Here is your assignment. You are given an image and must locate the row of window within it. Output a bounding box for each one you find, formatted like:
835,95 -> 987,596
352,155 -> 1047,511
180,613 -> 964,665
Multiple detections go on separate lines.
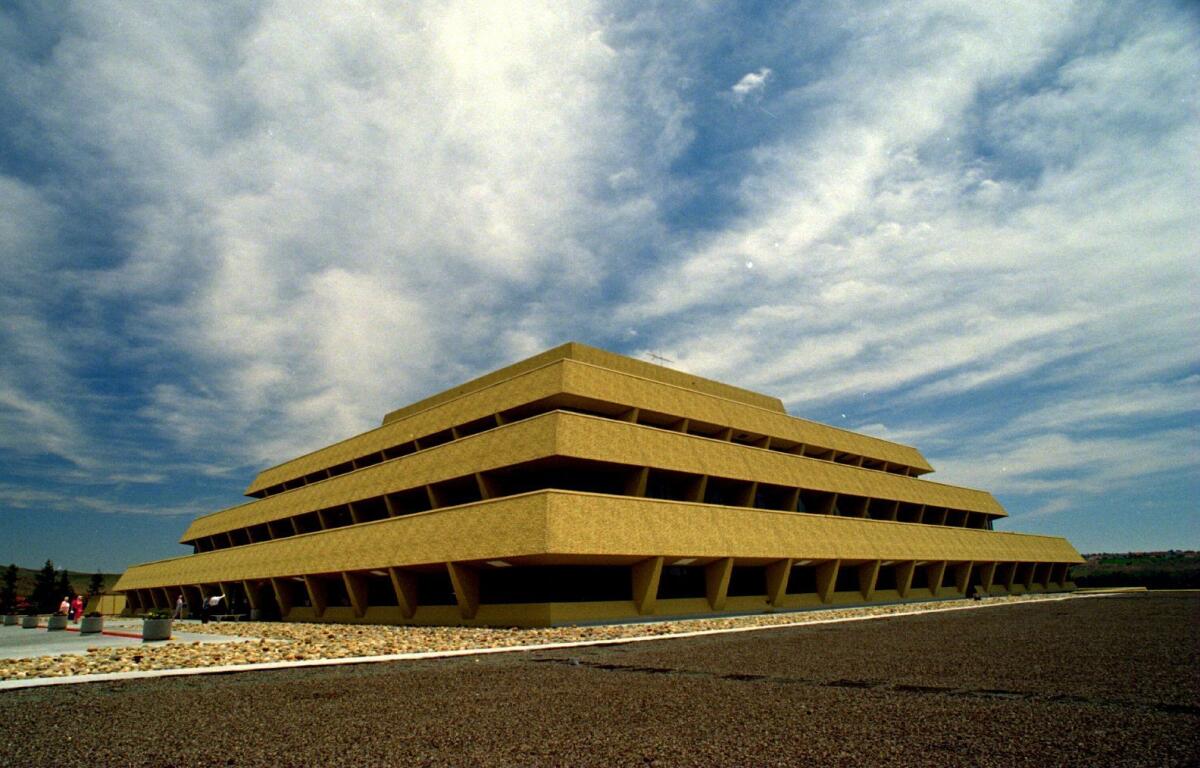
251,396 -> 924,499
192,458 -> 992,553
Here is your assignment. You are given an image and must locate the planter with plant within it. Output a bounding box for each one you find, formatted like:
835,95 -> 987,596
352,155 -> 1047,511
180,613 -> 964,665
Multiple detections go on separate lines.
46,613 -> 68,631
2,613 -> 17,626
21,606 -> 39,629
80,611 -> 104,634
141,609 -> 173,641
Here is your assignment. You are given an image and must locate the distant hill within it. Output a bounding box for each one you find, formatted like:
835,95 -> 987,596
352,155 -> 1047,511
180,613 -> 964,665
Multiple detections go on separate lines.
1070,550 -> 1199,589
5,565 -> 122,598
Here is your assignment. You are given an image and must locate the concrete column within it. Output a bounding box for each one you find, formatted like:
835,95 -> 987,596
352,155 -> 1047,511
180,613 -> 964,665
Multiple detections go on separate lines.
954,562 -> 974,596
625,467 -> 649,497
389,567 -> 418,619
896,561 -> 916,598
270,578 -> 293,616
446,562 -> 479,620
705,558 -> 733,610
304,575 -> 327,618
859,561 -> 881,601
816,560 -> 840,604
343,572 -> 368,618
686,475 -> 709,503
926,561 -> 947,597
476,472 -> 498,500
979,562 -> 997,594
766,559 -> 793,606
632,557 -> 663,615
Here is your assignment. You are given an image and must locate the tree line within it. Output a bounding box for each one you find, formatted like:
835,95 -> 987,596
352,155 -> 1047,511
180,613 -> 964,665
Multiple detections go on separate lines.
0,561 -> 107,614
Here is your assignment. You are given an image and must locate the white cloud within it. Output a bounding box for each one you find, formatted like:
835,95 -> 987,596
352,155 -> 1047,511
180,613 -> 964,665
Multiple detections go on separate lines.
0,1 -> 1195,551
731,67 -> 772,100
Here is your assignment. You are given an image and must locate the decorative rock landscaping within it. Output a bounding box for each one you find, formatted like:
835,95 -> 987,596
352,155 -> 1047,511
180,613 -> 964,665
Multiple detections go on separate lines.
0,594 -> 1072,682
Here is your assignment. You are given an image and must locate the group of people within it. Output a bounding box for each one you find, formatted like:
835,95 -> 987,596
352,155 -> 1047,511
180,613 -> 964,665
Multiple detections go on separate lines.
56,595 -> 85,621
169,593 -> 228,623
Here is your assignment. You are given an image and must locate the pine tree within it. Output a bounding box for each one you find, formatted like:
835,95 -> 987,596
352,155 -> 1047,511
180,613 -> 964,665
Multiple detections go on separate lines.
31,560 -> 57,613
56,569 -> 75,602
1,564 -> 17,613
88,571 -> 104,598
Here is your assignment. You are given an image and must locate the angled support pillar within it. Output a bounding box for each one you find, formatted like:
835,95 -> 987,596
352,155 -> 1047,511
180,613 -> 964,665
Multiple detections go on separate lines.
926,561 -> 947,597
198,583 -> 212,601
242,581 -> 260,613
858,560 -> 881,601
270,579 -> 293,616
686,475 -> 709,503
738,481 -> 758,508
315,509 -> 330,530
717,427 -> 733,441
784,487 -> 802,513
342,572 -> 368,618
1021,562 -> 1036,590
705,558 -> 733,610
303,575 -> 327,618
347,502 -> 363,525
447,562 -> 479,620
766,558 -> 793,607
816,560 -> 840,604
896,561 -> 916,598
954,562 -> 974,596
383,494 -> 398,517
475,472 -> 498,500
290,516 -> 302,535
389,567 -> 418,619
888,500 -> 901,521
618,407 -> 639,423
494,412 -> 508,427
632,557 -> 663,615
625,466 -> 649,497
821,493 -> 839,516
426,484 -> 443,510
670,418 -> 690,433
182,585 -> 200,617
752,435 -> 771,449
979,562 -> 997,595
913,505 -> 926,524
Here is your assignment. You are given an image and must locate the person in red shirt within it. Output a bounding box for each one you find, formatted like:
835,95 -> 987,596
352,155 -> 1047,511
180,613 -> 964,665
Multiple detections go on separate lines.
71,595 -> 84,622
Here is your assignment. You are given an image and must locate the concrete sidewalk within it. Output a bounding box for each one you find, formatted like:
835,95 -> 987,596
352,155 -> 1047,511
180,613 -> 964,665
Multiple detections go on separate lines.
0,621 -> 253,660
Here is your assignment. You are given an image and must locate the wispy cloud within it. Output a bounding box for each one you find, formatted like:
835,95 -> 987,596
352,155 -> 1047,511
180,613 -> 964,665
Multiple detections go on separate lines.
0,1 -> 1196,566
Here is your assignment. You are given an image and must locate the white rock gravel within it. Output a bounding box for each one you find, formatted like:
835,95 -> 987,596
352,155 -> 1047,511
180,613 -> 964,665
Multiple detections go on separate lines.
0,594 -> 1068,681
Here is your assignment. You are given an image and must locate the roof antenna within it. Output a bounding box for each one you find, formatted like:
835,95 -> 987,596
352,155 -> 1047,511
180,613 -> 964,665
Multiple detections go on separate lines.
646,352 -> 675,365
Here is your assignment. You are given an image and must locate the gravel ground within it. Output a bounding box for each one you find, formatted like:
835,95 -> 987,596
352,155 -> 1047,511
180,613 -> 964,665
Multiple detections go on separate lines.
0,591 -> 1195,767
1,593 -> 1062,681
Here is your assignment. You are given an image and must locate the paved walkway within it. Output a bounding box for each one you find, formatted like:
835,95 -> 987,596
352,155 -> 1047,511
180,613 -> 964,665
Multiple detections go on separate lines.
0,621 -> 252,660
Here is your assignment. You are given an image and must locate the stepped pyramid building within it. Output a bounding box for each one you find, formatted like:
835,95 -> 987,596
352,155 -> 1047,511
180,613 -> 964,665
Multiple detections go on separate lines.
115,343 -> 1081,626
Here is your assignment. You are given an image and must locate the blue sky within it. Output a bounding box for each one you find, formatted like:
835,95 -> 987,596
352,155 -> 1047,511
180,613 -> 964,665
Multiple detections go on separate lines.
0,1 -> 1196,574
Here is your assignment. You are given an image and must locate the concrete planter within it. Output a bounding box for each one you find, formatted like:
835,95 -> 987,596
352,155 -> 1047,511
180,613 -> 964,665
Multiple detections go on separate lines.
46,615 -> 68,631
3,614 -> 18,626
80,616 -> 104,634
142,618 -> 172,642
21,615 -> 39,629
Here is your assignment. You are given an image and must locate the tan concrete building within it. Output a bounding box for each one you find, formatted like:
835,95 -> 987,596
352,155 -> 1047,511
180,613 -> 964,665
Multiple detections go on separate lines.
115,343 -> 1082,626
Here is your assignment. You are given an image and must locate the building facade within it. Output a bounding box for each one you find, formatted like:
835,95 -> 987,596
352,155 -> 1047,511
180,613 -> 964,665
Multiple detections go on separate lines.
115,343 -> 1082,626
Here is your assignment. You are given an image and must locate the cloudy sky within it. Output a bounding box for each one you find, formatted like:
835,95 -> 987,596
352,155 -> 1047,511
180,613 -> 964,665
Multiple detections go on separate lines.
1,1 -> 1196,573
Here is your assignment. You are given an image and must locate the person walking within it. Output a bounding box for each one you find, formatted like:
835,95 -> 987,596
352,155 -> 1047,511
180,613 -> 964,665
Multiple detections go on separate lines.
173,594 -> 185,620
59,596 -> 70,617
71,595 -> 83,622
